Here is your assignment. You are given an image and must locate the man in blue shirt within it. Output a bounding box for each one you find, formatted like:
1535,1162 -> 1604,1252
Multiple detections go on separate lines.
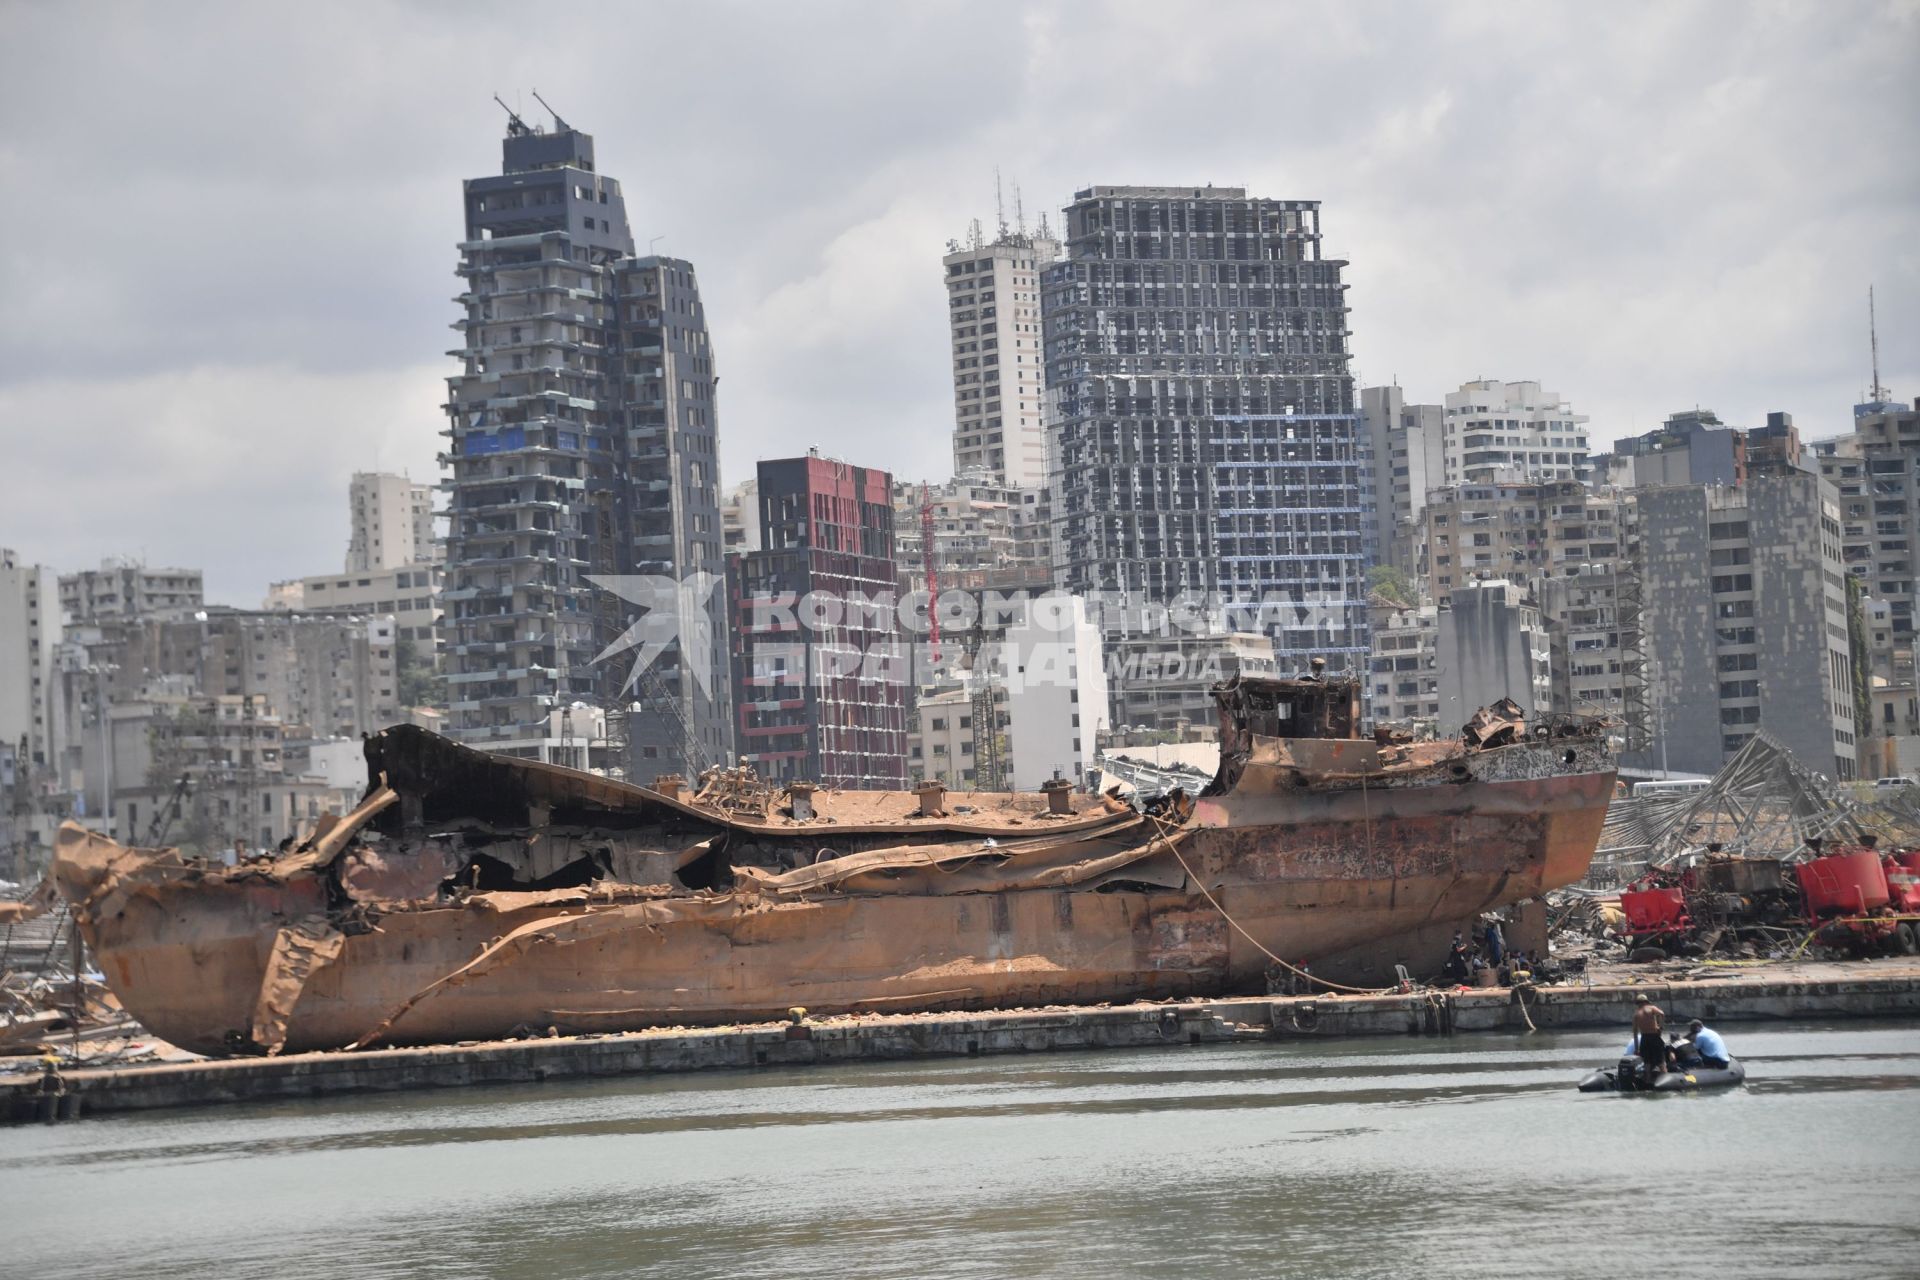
1683,1019 -> 1730,1069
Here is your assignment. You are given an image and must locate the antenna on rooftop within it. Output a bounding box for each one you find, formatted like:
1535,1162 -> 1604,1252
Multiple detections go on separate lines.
1870,284 -> 1889,405
531,89 -> 568,132
1014,182 -> 1026,238
493,94 -> 530,137
995,167 -> 1007,240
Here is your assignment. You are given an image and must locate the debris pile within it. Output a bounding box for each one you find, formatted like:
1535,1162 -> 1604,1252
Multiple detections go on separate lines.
1550,733 -> 1920,965
0,878 -> 178,1070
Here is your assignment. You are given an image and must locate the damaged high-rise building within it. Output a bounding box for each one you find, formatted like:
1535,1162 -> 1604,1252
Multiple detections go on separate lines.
442,111 -> 731,770
1041,187 -> 1370,675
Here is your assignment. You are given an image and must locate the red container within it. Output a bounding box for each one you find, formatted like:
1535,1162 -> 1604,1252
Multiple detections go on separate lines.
1895,850 -> 1920,875
1884,860 -> 1920,913
1795,850 -> 1891,917
1620,887 -> 1688,933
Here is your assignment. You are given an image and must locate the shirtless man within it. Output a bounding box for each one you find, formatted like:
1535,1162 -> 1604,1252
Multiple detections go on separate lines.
1631,993 -> 1668,1081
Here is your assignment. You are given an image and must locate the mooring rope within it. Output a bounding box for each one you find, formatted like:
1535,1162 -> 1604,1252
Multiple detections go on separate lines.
1144,811 -> 1392,996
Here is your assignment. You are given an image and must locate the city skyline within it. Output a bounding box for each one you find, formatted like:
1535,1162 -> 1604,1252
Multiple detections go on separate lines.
2,1 -> 1915,603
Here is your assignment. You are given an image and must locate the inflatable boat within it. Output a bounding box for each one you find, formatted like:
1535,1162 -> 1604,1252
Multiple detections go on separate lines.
1577,1054 -> 1746,1093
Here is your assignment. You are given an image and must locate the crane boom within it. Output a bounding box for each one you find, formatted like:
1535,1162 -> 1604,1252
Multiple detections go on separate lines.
921,483 -> 940,663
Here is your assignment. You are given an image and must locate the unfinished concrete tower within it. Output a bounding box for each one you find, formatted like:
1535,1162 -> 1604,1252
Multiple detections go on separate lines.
1042,186 -> 1371,674
442,110 -> 731,772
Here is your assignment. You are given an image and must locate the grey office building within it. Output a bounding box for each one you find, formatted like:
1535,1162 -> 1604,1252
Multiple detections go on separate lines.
443,114 -> 731,774
1041,187 -> 1369,672
1631,472 -> 1856,779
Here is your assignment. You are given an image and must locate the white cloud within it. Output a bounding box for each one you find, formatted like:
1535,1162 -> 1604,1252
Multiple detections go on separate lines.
1,364 -> 443,604
0,0 -> 1915,601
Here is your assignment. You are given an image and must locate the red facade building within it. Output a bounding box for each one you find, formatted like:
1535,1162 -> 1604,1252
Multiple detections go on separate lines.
726,454 -> 909,787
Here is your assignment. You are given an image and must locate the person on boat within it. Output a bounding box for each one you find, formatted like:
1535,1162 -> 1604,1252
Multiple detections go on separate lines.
1680,1019 -> 1730,1070
1631,994 -> 1669,1077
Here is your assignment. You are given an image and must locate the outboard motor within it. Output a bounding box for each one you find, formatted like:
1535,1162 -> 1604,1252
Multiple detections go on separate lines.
1617,1054 -> 1646,1091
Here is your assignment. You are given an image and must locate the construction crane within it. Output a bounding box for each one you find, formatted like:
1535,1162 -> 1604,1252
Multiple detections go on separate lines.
921,482 -> 941,664
144,774 -> 192,847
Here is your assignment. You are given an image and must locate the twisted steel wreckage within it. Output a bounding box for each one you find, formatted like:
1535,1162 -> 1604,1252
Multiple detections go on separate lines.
47,672 -> 1615,1056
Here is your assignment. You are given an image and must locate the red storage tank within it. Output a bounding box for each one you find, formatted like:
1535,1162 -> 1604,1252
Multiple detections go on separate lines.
1795,850 -> 1891,917
1620,887 -> 1688,933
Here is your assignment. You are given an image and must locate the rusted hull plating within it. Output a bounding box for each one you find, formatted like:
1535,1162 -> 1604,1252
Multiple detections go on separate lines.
53,734 -> 1613,1056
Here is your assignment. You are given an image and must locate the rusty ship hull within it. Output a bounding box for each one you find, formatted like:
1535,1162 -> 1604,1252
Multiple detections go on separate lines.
49,679 -> 1614,1057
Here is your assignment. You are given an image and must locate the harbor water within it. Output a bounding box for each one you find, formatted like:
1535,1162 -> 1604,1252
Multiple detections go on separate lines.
5,1023 -> 1918,1279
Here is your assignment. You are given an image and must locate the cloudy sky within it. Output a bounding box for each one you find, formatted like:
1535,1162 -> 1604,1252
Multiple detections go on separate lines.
2,0 -> 1915,604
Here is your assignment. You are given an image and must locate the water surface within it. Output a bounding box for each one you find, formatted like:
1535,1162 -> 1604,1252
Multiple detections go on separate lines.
5,1023 -> 1917,1279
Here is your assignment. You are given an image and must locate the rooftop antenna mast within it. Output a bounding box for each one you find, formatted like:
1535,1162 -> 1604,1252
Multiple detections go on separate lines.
1870,285 -> 1889,405
531,89 -> 568,132
994,166 -> 1007,240
492,94 -> 530,137
1014,182 -> 1026,238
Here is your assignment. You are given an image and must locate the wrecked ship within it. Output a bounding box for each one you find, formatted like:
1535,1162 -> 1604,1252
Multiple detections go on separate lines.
49,673 -> 1614,1056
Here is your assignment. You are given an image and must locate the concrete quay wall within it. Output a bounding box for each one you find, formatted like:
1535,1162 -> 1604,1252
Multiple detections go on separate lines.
9,964 -> 1919,1123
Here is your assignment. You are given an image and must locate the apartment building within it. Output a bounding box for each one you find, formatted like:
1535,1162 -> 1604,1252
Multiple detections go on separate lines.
0,549 -> 59,771
1420,482 -> 1547,602
443,115 -> 730,770
1367,598 -> 1439,726
1632,473 -> 1857,778
1814,396 -> 1920,640
1043,186 -> 1370,672
944,226 -> 1059,488
908,685 -> 977,789
58,559 -> 203,623
1441,379 -> 1590,484
891,474 -> 1052,595
1106,630 -> 1278,731
267,563 -> 444,657
347,471 -> 438,572
1358,384 -> 1445,574
727,454 -> 909,788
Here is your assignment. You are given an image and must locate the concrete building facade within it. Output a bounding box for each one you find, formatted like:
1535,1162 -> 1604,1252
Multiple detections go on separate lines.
1611,409 -> 1746,489
943,227 -> 1059,488
1367,599 -> 1438,727
1106,630 -> 1277,732
891,474 -> 1052,596
1359,385 -> 1445,574
348,471 -> 438,572
1435,579 -> 1553,729
266,563 -> 444,658
999,594 -> 1109,790
1420,482 -> 1547,603
58,559 -> 202,624
908,685 -> 977,789
1633,474 -> 1857,778
442,116 -> 730,771
0,549 -> 59,771
1815,396 -> 1920,641
1441,379 -> 1589,484
1042,186 -> 1370,674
